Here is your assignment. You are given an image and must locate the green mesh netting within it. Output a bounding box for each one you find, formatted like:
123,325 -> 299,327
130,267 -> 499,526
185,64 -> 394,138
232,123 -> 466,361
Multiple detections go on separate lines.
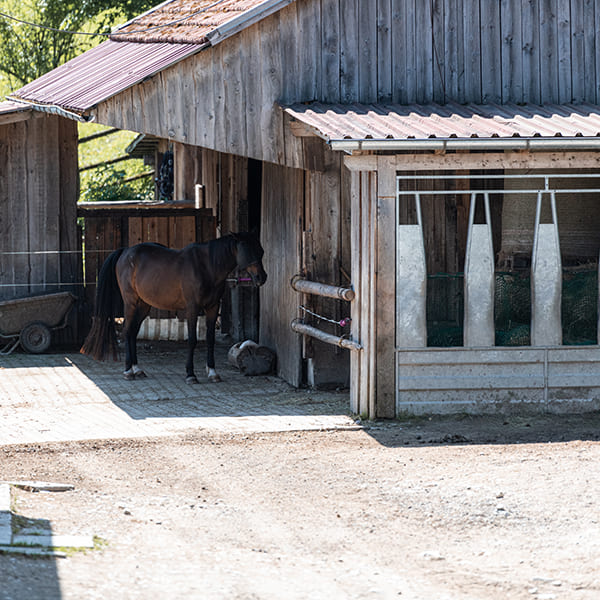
425,268 -> 598,347
561,269 -> 598,345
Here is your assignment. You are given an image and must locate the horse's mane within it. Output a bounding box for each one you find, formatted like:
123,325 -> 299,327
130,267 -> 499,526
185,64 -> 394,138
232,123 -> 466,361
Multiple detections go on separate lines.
208,234 -> 237,273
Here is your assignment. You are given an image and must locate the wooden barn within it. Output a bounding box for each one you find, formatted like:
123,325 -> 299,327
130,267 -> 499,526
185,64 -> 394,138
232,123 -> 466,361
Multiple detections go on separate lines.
0,101 -> 81,348
7,0 -> 600,416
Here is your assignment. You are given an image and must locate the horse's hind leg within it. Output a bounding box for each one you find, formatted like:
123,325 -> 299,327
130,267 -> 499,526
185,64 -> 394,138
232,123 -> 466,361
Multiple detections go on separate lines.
205,305 -> 222,383
123,301 -> 151,380
185,313 -> 199,384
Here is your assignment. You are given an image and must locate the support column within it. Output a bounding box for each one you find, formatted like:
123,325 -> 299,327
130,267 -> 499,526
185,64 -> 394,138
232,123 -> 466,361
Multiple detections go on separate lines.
348,169 -> 377,417
376,157 -> 398,418
463,193 -> 495,347
397,194 -> 427,348
531,192 -> 562,346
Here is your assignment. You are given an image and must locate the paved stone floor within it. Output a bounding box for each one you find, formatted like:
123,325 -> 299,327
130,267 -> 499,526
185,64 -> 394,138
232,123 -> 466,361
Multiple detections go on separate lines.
0,341 -> 356,446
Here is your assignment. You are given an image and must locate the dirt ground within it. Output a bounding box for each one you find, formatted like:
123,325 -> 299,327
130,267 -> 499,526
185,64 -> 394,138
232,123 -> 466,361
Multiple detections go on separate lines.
1,412 -> 600,600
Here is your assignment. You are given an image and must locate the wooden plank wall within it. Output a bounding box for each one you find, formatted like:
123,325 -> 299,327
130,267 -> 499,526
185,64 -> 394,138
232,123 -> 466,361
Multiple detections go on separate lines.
96,0 -> 600,170
260,162 -> 303,387
0,114 -> 79,304
78,205 -> 215,319
302,149 -> 352,387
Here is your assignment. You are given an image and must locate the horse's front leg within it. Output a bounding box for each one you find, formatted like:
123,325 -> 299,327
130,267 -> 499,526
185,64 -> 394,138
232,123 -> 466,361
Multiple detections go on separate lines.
205,305 -> 222,383
185,312 -> 199,384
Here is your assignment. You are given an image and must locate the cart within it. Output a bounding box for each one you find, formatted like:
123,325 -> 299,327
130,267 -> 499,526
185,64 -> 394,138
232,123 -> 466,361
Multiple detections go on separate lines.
0,292 -> 76,355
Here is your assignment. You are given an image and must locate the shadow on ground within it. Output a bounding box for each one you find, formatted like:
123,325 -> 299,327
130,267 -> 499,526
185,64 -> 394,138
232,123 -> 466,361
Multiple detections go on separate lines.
363,411 -> 600,448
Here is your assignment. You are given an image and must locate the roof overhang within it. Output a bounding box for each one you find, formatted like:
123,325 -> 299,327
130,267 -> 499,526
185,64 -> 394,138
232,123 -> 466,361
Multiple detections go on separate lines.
9,40 -> 205,120
284,101 -> 600,153
0,100 -> 33,125
8,0 -> 297,120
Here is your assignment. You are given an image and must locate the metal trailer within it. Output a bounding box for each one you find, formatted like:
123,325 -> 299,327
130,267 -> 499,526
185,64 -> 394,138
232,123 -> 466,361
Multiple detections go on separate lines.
0,292 -> 76,355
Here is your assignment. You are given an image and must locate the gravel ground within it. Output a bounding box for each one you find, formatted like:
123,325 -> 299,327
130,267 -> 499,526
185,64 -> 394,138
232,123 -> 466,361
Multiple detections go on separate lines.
1,412 -> 600,599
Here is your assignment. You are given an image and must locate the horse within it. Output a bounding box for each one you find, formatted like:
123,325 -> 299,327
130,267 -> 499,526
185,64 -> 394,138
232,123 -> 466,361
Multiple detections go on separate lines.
81,232 -> 267,383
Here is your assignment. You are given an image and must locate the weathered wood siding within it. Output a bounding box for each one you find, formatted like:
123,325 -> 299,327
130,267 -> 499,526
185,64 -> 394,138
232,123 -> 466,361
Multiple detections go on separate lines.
302,150 -> 352,387
0,113 -> 79,303
95,0 -> 600,168
260,162 -> 303,386
78,204 -> 215,320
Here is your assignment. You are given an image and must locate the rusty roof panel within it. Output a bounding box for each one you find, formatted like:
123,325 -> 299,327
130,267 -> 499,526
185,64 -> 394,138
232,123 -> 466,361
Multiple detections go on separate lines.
111,0 -> 291,44
284,101 -> 600,143
11,40 -> 202,115
10,0 -> 294,116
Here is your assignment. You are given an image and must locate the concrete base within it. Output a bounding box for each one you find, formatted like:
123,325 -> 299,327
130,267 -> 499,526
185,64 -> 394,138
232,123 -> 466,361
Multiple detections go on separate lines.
397,346 -> 600,415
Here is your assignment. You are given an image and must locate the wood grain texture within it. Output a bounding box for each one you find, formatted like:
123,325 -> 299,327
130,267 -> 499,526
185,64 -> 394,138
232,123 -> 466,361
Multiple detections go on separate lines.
93,0 -> 600,167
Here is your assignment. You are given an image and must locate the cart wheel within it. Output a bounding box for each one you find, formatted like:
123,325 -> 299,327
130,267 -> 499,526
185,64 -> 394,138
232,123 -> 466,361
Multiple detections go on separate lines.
20,321 -> 52,354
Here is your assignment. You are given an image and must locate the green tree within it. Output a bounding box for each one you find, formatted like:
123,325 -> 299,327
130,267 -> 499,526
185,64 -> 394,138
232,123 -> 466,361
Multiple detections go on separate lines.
0,0 -> 154,94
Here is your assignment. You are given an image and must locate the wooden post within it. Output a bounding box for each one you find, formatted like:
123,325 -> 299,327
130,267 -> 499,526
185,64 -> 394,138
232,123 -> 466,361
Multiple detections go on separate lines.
376,157 -> 397,418
348,168 -> 377,417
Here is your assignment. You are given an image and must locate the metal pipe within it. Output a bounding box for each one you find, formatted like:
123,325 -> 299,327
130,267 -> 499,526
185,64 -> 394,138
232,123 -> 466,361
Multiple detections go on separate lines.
291,275 -> 355,301
291,319 -> 362,352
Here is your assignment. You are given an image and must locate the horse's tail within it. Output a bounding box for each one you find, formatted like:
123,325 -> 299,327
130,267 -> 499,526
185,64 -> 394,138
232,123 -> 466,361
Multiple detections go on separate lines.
80,249 -> 125,361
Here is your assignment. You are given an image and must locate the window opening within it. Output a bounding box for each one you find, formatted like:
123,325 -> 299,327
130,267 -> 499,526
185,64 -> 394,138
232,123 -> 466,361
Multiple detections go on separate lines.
396,171 -> 600,348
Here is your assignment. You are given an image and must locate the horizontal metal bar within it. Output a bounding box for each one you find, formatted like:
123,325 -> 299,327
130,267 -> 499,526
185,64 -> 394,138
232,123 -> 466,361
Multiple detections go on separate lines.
290,275 -> 355,301
395,345 -> 600,354
396,188 -> 600,196
397,173 -> 600,181
291,319 -> 362,352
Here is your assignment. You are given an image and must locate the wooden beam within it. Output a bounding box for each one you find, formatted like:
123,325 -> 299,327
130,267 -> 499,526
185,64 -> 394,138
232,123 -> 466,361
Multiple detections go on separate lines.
345,151 -> 600,172
375,156 -> 397,418
78,127 -> 121,144
0,111 -> 32,126
79,154 -> 137,172
344,154 -> 377,171
288,120 -> 319,137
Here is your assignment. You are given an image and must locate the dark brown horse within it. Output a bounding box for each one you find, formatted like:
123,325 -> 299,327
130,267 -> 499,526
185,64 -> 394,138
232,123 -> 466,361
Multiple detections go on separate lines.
81,232 -> 267,383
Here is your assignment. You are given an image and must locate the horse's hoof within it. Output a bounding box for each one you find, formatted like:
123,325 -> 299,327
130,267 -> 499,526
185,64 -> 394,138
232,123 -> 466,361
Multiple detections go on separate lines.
186,376 -> 199,385
135,370 -> 147,379
208,374 -> 222,383
123,371 -> 135,381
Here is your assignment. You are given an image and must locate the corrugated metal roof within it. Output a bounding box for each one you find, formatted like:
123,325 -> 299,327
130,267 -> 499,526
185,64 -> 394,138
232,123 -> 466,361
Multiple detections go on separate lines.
111,0 -> 294,44
0,100 -> 30,115
284,101 -> 600,151
11,40 -> 202,117
9,0 -> 294,118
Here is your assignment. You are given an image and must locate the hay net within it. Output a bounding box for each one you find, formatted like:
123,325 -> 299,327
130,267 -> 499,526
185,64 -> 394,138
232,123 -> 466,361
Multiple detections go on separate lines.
426,266 -> 598,347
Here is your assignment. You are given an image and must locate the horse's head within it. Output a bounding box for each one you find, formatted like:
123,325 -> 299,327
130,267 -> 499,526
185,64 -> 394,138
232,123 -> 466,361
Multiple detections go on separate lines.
232,232 -> 267,286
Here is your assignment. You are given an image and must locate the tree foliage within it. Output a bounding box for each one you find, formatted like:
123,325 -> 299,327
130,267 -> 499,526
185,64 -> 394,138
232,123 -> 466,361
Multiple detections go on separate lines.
80,165 -> 154,203
0,0 -> 154,93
